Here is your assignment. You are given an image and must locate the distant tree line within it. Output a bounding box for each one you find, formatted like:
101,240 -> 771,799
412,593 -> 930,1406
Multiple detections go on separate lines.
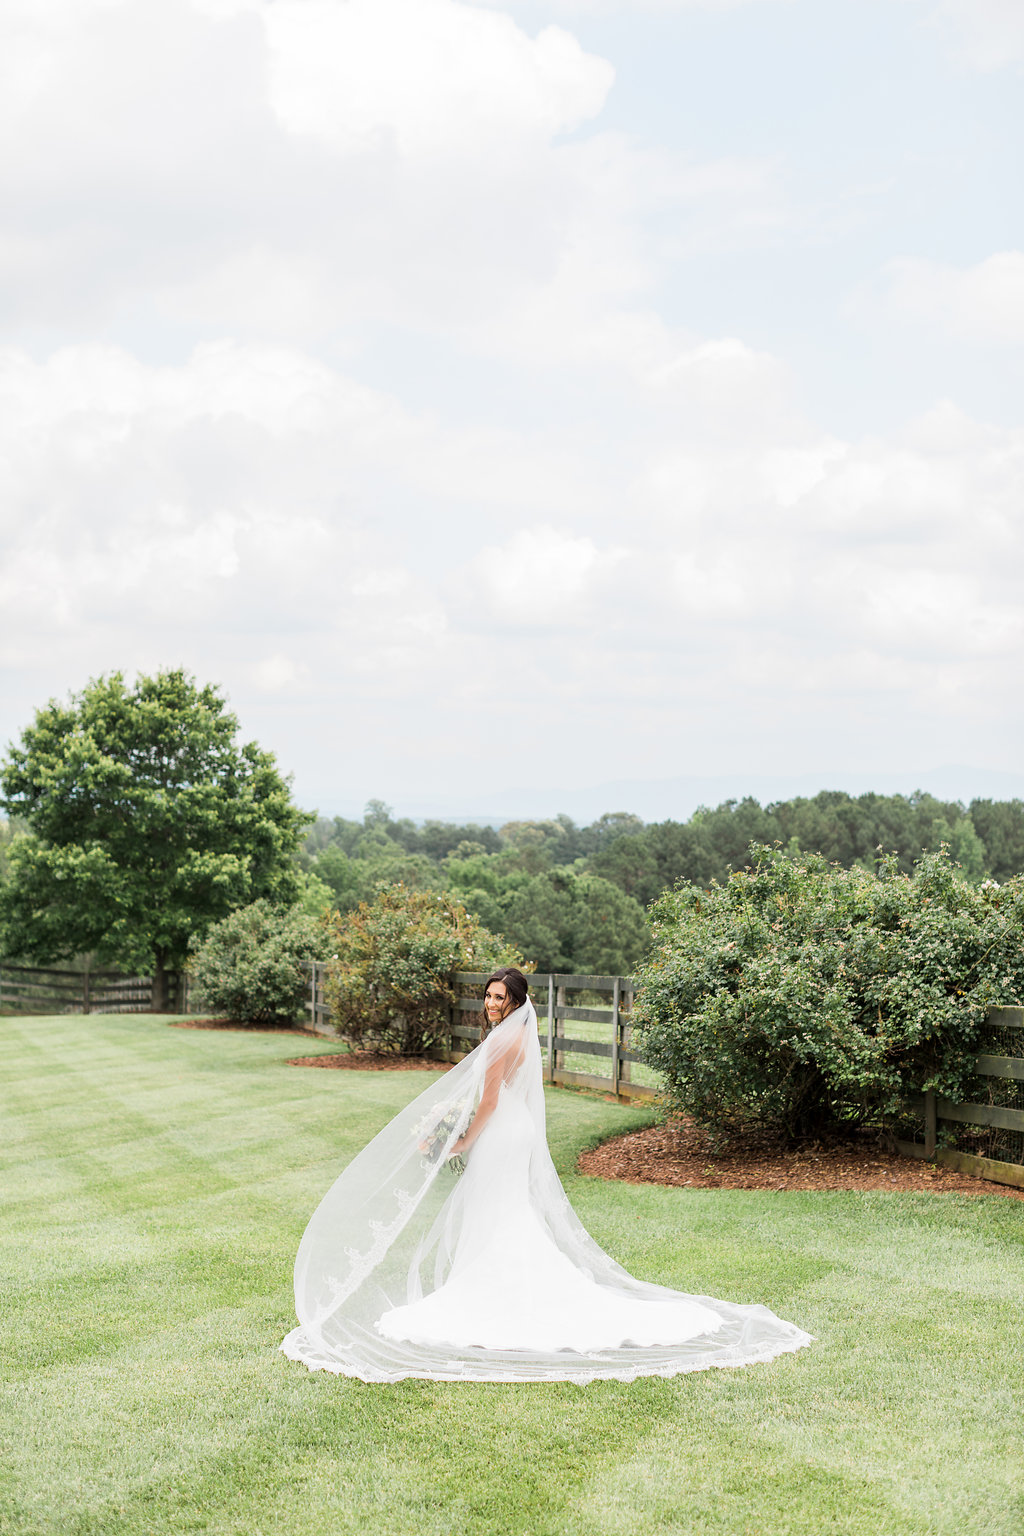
585,791 -> 1024,903
297,803 -> 650,975
297,790 -> 1024,976
3,666 -> 1024,990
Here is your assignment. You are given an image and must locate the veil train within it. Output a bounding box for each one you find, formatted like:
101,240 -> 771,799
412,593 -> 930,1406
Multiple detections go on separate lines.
280,999 -> 812,1383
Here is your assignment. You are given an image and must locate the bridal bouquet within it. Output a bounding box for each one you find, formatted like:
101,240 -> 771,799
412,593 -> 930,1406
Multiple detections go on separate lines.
413,1103 -> 473,1175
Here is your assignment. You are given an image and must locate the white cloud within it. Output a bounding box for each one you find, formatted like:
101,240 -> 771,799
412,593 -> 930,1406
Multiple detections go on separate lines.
464,137 -> 787,373
0,343 -> 411,643
929,0 -> 1024,70
759,442 -> 847,508
876,252 -> 1024,346
470,526 -> 626,624
859,569 -> 1024,659
2,0 -> 1024,800
265,0 -> 613,157
470,1 -> 787,13
0,341 -> 599,695
649,337 -> 799,441
0,0 -> 787,366
3,333 -> 1024,794
251,653 -> 309,692
670,550 -> 753,617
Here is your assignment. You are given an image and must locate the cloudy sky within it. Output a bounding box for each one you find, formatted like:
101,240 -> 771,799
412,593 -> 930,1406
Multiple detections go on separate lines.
2,0 -> 1023,820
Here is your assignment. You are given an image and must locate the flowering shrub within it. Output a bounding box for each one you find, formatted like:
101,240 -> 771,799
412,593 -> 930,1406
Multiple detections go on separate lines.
324,884 -> 526,1054
190,899 -> 325,1024
632,844 -> 1024,1142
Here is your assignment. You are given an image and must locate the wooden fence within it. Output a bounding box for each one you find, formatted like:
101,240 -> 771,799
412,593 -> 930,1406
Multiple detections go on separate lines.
0,963 -> 188,1015
307,960 -> 334,1035
307,968 -> 1024,1183
304,963 -> 653,1102
896,1005 -> 1024,1189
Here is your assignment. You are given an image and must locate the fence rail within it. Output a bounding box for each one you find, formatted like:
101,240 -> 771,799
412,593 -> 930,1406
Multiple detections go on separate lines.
897,1006 -> 1024,1189
0,963 -> 187,1015
305,968 -> 1024,1173
303,963 -> 654,1102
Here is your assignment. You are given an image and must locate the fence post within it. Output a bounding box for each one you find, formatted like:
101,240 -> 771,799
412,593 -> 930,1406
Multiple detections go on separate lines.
611,975 -> 621,1097
924,1088 -> 937,1159
448,976 -> 456,1063
546,974 -> 555,1083
555,983 -> 566,1077
620,985 -> 633,1085
310,961 -> 318,1031
82,966 -> 91,1016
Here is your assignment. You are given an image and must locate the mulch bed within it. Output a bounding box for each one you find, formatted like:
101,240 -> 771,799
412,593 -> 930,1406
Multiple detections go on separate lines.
170,1018 -> 323,1038
286,1052 -> 447,1072
171,1018 -> 444,1070
578,1118 -> 1024,1199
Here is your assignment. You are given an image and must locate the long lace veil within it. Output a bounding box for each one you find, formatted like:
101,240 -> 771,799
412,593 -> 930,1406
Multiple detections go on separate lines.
280,999 -> 811,1383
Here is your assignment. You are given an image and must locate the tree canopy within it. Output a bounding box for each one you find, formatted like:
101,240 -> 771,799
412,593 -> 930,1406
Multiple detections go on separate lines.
294,790 -> 1024,978
0,670 -> 310,1004
299,805 -> 653,975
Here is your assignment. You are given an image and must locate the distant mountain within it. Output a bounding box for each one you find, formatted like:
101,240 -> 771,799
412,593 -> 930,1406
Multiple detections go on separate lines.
304,764 -> 1024,827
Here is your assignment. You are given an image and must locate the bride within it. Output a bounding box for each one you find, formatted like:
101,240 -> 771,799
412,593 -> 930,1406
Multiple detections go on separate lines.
280,967 -> 812,1383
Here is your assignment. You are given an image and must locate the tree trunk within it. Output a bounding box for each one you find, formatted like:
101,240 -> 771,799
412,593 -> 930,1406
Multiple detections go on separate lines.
152,949 -> 169,1013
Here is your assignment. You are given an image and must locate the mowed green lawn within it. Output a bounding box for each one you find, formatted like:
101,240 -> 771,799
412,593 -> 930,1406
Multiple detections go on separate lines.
1,1017 -> 1021,1536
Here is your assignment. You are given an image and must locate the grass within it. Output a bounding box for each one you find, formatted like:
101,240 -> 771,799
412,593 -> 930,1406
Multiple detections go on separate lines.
1,1015 -> 1022,1536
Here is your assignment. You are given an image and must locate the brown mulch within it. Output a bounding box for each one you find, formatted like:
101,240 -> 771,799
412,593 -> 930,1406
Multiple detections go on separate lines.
286,1051 -> 447,1072
171,1018 -> 444,1070
578,1118 -> 1024,1199
170,1018 -> 323,1037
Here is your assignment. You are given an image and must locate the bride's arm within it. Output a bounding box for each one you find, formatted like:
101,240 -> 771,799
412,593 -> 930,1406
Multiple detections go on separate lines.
453,1027 -> 525,1154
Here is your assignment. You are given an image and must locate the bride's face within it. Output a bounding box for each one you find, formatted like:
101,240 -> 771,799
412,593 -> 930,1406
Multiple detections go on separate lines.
484,981 -> 510,1024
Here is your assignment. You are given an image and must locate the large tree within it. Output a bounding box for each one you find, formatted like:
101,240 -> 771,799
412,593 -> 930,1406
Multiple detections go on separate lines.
0,669 -> 310,1007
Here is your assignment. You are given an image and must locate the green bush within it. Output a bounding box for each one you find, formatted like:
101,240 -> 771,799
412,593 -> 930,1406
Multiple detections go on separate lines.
190,900 -> 325,1025
324,884 -> 525,1054
632,843 -> 1024,1142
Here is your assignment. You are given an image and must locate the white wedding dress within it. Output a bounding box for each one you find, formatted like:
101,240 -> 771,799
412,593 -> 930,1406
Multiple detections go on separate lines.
280,1000 -> 811,1383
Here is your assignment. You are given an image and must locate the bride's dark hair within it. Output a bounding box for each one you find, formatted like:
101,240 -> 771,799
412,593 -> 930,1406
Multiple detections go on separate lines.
483,966 -> 529,1021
